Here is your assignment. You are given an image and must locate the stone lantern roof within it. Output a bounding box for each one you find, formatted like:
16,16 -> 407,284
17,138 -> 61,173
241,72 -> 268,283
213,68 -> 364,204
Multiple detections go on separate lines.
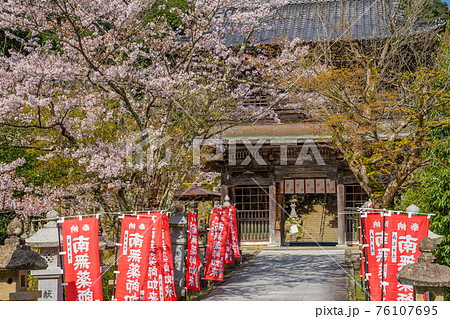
99,234 -> 116,251
0,238 -> 48,271
26,210 -> 62,248
1,216 -> 47,271
397,263 -> 450,287
397,237 -> 450,288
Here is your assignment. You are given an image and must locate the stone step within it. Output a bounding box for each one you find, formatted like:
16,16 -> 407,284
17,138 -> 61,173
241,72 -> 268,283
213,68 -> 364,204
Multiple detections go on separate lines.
299,210 -> 338,242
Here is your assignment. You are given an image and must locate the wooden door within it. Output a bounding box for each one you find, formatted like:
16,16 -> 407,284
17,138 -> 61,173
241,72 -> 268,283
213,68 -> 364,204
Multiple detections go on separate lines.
234,186 -> 270,242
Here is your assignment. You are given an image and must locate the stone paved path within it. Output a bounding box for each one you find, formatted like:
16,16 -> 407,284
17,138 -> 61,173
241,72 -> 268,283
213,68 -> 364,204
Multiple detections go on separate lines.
202,248 -> 348,301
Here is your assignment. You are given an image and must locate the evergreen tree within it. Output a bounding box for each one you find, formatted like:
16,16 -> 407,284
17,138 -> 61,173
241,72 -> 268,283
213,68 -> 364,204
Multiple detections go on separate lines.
421,0 -> 450,20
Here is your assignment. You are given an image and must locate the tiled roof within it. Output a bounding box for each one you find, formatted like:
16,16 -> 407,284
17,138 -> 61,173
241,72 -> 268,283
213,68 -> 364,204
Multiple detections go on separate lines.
223,0 -> 447,46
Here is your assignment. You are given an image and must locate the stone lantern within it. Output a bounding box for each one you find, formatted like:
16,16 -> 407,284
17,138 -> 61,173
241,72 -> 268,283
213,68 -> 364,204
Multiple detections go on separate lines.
25,210 -> 64,301
169,205 -> 188,299
98,233 -> 116,274
397,236 -> 450,301
406,204 -> 421,215
0,218 -> 47,301
223,195 -> 231,207
290,198 -> 298,218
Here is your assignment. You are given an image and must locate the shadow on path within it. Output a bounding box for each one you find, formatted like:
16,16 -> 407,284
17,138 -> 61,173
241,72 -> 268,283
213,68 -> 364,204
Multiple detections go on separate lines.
201,249 -> 348,301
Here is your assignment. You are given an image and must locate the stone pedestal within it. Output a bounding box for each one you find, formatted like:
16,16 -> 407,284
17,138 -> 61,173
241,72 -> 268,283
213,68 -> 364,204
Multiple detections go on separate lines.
169,206 -> 188,300
26,210 -> 63,301
413,286 -> 445,301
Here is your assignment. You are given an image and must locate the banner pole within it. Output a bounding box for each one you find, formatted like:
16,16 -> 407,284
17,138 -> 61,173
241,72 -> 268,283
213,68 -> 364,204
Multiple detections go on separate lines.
381,213 -> 386,301
111,215 -> 122,300
57,220 -> 66,301
359,213 -> 370,301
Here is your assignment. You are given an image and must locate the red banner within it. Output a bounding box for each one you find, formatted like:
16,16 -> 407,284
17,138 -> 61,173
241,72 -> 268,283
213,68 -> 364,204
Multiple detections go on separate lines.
224,229 -> 233,264
384,214 -> 429,301
161,214 -> 177,300
61,217 -> 103,301
364,213 -> 385,301
358,206 -> 374,295
204,208 -> 230,281
141,212 -> 165,301
226,205 -> 241,259
362,213 -> 429,301
114,216 -> 152,301
224,207 -> 233,264
186,212 -> 200,291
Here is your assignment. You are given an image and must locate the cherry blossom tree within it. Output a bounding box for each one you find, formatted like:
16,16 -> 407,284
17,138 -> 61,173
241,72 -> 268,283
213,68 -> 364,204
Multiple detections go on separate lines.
0,158 -> 53,216
0,0 -> 295,220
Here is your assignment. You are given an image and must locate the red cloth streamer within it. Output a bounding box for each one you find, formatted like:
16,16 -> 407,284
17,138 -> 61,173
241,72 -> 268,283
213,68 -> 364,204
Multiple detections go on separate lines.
186,212 -> 201,291
227,205 -> 241,259
362,213 -> 429,301
161,214 -> 177,300
115,216 -> 153,301
384,214 -> 429,301
224,208 -> 233,264
224,229 -> 233,264
364,213 -> 386,300
204,208 -> 230,281
61,217 -> 103,301
141,212 -> 165,301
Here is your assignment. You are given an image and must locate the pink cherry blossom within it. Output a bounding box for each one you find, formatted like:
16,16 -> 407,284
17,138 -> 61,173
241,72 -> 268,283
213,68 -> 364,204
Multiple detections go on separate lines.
0,0 -> 315,216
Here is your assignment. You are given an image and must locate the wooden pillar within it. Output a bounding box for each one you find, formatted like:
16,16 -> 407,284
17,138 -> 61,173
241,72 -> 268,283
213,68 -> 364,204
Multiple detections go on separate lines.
337,182 -> 346,246
275,182 -> 282,245
269,184 -> 278,246
221,167 -> 228,203
220,185 -> 227,203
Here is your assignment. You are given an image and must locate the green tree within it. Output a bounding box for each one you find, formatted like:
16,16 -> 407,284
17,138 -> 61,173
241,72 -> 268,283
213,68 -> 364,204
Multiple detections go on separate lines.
396,124 -> 450,299
421,0 -> 450,20
401,0 -> 450,20
288,1 -> 450,208
146,0 -> 189,29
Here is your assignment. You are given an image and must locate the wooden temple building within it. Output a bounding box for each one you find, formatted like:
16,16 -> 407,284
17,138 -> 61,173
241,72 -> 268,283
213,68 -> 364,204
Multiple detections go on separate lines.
205,0 -> 446,247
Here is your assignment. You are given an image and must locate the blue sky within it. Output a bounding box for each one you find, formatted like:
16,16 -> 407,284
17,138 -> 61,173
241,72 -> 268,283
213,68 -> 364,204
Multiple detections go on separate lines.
443,0 -> 450,6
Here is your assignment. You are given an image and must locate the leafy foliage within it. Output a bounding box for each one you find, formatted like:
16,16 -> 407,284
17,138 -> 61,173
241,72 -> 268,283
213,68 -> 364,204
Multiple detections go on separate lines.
298,62 -> 449,208
0,212 -> 15,244
0,146 -> 71,187
421,0 -> 450,20
396,125 -> 450,299
145,0 -> 189,29
401,0 -> 450,20
288,0 -> 450,208
102,264 -> 115,300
